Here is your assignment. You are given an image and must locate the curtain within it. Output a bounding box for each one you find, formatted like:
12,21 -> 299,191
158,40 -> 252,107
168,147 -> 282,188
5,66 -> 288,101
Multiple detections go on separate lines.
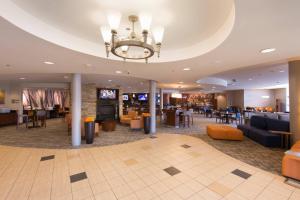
22,88 -> 69,110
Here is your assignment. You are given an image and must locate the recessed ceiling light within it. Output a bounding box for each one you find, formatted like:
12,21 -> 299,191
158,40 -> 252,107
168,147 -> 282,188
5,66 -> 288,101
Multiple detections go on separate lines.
178,81 -> 184,84
19,77 -> 26,80
85,63 -> 92,67
260,48 -> 276,54
279,70 -> 284,73
276,81 -> 281,84
115,70 -> 122,74
44,61 -> 54,65
197,84 -> 201,87
183,68 -> 191,71
248,78 -> 253,81
108,80 -> 112,82
63,76 -> 69,79
212,86 -> 216,89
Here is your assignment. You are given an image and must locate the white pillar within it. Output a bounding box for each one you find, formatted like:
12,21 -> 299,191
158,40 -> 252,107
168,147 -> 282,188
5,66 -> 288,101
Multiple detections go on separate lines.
289,60 -> 300,144
72,74 -> 81,147
149,80 -> 156,134
160,88 -> 164,110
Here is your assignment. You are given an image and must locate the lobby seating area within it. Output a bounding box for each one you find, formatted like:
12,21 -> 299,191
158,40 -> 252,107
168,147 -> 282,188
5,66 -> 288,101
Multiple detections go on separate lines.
238,115 -> 290,148
1,1 -> 300,198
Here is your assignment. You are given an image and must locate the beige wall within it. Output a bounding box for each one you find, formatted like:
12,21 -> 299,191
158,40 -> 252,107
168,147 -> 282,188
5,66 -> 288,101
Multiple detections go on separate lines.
226,90 -> 244,108
215,93 -> 227,109
0,82 -> 22,111
274,88 -> 287,112
244,89 -> 275,109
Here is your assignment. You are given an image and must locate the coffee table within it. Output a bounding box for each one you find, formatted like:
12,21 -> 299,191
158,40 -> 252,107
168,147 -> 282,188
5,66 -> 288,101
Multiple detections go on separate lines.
269,130 -> 293,148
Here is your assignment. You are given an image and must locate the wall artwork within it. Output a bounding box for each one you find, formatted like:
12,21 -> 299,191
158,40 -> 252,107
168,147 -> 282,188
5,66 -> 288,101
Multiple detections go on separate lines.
0,89 -> 5,104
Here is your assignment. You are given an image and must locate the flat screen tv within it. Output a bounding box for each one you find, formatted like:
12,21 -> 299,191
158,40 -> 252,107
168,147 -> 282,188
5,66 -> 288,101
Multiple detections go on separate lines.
138,94 -> 148,101
99,89 -> 117,99
122,94 -> 129,101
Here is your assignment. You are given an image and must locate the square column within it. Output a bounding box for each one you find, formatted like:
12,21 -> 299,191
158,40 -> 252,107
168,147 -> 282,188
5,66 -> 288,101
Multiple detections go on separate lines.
289,60 -> 300,143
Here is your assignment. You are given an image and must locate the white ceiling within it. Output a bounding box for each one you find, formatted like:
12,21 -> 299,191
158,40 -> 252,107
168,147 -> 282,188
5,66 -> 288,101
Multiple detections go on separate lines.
0,0 -> 299,91
7,0 -> 235,62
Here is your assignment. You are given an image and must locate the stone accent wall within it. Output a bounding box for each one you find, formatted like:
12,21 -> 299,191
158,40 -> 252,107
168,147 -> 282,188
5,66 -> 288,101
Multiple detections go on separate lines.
81,83 -> 97,118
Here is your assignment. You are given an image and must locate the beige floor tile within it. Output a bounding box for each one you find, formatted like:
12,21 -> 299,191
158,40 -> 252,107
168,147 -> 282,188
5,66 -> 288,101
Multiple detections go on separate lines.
119,193 -> 139,200
124,159 -> 139,166
224,192 -> 247,200
185,179 -> 205,192
208,182 -> 232,197
159,190 -> 183,200
135,187 -> 157,200
72,186 -> 94,200
195,174 -> 215,186
107,176 -> 126,188
197,188 -> 222,200
141,174 -> 159,185
150,181 -> 170,195
111,184 -> 133,199
127,179 -> 147,191
161,177 -> 182,189
94,190 -> 117,200
174,183 -> 196,199
91,181 -> 111,195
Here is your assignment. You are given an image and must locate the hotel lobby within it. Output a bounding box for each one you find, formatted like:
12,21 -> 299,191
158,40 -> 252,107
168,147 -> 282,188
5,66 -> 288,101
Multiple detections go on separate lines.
1,0 -> 300,199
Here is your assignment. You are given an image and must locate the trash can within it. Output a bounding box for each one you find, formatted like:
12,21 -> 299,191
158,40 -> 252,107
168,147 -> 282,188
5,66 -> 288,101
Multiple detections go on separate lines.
84,120 -> 95,144
143,116 -> 151,134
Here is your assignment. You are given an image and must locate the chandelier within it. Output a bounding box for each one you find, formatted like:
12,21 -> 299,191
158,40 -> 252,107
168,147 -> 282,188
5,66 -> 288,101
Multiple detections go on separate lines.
100,13 -> 164,63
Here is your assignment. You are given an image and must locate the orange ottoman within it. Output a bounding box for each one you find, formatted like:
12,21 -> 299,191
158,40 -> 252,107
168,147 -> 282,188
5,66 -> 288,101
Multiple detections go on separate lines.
282,140 -> 300,181
207,125 -> 243,141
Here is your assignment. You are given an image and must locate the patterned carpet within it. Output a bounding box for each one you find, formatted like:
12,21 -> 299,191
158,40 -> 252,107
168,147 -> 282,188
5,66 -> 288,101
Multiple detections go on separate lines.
0,115 -> 285,174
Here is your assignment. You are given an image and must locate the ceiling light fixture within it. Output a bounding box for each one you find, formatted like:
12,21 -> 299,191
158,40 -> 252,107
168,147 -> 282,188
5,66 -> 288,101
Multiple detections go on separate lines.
279,70 -> 284,73
178,81 -> 184,84
44,61 -> 54,65
108,80 -> 112,82
115,70 -> 122,74
101,13 -> 164,63
63,76 -> 69,79
260,48 -> 276,54
19,77 -> 26,80
248,78 -> 253,81
183,68 -> 191,71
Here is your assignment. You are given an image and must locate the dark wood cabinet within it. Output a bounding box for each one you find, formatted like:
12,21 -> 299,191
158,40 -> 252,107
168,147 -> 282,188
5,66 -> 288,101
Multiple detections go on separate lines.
0,111 -> 17,126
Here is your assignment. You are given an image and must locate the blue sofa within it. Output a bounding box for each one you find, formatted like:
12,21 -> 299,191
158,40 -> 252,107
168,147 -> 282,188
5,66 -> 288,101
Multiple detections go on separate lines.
237,115 -> 290,147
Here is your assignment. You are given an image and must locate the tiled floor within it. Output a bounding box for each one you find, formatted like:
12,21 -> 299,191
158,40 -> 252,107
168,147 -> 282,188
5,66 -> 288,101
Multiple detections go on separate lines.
0,134 -> 298,200
0,115 -> 285,175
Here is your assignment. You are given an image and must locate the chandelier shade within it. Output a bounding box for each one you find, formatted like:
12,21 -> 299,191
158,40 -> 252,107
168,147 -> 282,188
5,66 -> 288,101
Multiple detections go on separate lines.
100,13 -> 164,63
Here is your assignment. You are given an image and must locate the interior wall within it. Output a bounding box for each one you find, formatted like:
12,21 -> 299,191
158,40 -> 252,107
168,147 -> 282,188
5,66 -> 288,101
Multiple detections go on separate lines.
0,82 -> 22,111
244,89 -> 275,109
274,88 -> 287,112
215,93 -> 227,109
226,90 -> 244,108
0,81 -> 69,111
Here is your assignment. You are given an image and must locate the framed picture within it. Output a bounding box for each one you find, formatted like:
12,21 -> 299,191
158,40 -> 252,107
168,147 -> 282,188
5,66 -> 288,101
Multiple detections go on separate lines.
0,89 -> 5,104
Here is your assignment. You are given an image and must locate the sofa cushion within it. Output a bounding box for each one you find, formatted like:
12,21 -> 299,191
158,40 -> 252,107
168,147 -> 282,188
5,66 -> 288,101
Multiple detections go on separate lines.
237,124 -> 251,136
250,115 -> 267,130
266,117 -> 290,132
247,128 -> 281,147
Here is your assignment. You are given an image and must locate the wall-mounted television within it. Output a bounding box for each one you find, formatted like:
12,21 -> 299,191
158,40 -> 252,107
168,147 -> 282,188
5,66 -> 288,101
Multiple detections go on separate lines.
99,89 -> 117,100
122,94 -> 129,101
138,94 -> 148,101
